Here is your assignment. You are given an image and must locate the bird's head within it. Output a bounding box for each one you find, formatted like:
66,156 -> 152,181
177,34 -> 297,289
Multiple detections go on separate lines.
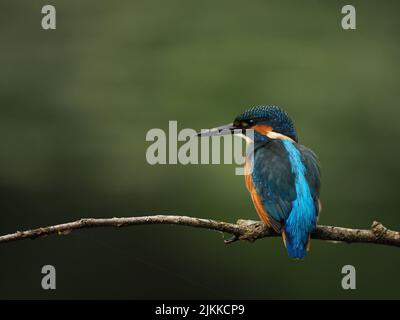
198,105 -> 298,143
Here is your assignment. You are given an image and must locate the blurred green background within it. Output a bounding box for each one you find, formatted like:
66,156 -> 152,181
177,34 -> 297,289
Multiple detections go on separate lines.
0,0 -> 399,299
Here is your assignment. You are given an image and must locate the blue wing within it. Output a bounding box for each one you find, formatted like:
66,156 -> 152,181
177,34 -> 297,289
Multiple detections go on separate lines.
251,140 -> 321,230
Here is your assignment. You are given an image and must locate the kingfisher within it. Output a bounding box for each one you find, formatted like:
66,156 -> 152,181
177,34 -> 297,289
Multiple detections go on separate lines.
198,106 -> 321,259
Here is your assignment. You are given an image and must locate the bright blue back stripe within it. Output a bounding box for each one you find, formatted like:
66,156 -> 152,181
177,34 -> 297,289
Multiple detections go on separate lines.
281,140 -> 316,258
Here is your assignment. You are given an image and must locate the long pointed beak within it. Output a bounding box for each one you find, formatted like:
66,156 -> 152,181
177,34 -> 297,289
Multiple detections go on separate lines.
196,123 -> 240,137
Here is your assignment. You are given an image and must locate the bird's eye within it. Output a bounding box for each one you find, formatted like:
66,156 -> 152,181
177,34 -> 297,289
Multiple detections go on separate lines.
233,120 -> 240,127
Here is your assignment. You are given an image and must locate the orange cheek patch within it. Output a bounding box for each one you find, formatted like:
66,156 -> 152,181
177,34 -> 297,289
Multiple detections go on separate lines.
253,125 -> 273,135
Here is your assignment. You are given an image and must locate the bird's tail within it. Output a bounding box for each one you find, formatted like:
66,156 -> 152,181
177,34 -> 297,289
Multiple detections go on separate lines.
282,230 -> 311,259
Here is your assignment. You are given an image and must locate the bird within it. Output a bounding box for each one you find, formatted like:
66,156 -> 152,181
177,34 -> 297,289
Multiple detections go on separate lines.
197,105 -> 321,259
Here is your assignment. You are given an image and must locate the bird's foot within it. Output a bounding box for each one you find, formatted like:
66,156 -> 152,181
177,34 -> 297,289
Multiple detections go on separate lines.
224,220 -> 268,244
224,234 -> 239,244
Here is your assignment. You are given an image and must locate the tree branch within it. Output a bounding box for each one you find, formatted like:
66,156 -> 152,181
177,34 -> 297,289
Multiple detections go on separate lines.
0,215 -> 399,247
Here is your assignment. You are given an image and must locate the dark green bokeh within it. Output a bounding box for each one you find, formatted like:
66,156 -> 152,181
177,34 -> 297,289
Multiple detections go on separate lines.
0,0 -> 399,299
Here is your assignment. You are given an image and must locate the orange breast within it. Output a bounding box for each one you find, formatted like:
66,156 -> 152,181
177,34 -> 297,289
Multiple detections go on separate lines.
244,159 -> 273,228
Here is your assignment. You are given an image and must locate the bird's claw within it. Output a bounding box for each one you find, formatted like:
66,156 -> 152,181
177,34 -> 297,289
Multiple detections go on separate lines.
224,234 -> 239,244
